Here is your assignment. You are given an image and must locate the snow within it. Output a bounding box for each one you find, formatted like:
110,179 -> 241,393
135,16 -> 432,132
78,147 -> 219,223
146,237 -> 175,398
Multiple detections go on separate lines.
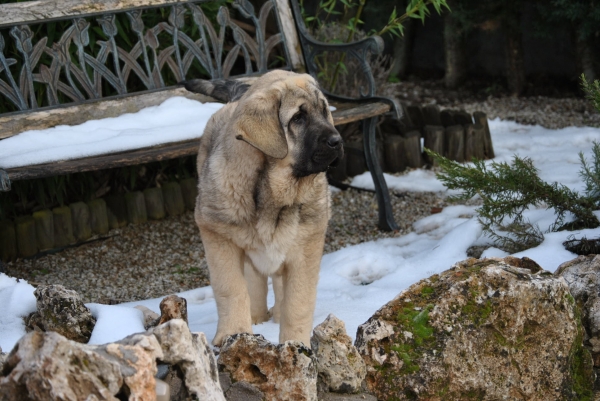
1,99 -> 600,353
0,97 -> 223,169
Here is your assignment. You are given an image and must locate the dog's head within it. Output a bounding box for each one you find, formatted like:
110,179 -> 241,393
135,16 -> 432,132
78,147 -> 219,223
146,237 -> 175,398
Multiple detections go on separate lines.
232,70 -> 343,178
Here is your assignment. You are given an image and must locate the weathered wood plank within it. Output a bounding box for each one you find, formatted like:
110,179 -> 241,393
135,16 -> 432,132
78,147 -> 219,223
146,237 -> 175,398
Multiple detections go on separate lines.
6,139 -> 201,181
330,102 -> 391,126
0,0 -> 189,27
4,99 -> 390,181
423,125 -> 444,166
0,88 -> 215,140
275,0 -> 305,72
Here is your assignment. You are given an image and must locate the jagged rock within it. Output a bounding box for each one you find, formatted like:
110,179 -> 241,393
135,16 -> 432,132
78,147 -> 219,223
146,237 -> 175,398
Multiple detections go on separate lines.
219,372 -> 265,401
0,349 -> 6,373
26,284 -> 95,343
155,379 -> 170,401
355,257 -> 595,401
218,333 -> 317,401
318,393 -> 377,401
150,319 -> 224,400
0,319 -> 225,401
135,305 -> 160,330
163,366 -> 188,401
0,330 -> 160,400
150,294 -> 188,328
556,255 -> 600,367
311,314 -> 366,393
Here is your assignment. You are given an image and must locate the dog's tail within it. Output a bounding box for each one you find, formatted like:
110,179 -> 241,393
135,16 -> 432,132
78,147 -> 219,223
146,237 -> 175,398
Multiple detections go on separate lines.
180,79 -> 250,103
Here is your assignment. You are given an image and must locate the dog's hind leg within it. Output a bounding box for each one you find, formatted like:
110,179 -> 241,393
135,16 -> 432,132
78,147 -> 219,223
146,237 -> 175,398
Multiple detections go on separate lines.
270,273 -> 284,324
244,258 -> 270,324
200,228 -> 252,346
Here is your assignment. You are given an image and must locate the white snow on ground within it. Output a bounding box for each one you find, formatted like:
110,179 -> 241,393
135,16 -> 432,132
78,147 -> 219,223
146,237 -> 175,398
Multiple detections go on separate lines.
1,100 -> 600,352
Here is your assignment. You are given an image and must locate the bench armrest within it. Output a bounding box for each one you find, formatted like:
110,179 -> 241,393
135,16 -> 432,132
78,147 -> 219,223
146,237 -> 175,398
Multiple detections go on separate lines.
287,0 -> 400,119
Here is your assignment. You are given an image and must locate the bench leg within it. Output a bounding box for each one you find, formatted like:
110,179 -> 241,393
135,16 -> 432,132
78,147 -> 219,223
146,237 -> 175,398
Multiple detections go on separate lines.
0,169 -> 10,192
362,117 -> 398,232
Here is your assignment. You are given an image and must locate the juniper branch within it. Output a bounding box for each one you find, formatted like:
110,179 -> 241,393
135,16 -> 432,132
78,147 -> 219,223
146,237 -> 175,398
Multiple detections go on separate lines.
425,149 -> 599,251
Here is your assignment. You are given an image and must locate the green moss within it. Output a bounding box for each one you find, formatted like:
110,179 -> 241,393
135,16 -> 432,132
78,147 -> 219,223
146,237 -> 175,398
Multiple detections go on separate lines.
421,286 -> 435,297
493,330 -> 508,347
391,343 -> 420,374
568,301 -> 594,401
460,291 -> 493,327
390,304 -> 436,374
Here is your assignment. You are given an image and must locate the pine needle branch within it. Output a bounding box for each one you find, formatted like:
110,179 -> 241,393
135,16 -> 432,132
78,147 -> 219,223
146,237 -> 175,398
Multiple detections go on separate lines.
424,148 -> 600,252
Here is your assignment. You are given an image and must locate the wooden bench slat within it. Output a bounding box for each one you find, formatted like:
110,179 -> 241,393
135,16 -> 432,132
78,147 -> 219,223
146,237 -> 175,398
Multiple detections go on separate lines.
0,88 -> 388,140
0,88 -> 215,140
6,139 -> 201,181
0,0 -> 188,27
4,101 -> 390,181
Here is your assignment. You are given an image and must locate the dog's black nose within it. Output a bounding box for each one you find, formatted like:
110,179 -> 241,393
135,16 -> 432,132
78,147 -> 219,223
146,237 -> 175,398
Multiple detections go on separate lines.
327,135 -> 342,148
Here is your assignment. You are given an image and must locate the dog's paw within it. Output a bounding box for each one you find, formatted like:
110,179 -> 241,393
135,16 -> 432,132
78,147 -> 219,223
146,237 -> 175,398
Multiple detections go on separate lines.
251,313 -> 270,325
213,326 -> 253,347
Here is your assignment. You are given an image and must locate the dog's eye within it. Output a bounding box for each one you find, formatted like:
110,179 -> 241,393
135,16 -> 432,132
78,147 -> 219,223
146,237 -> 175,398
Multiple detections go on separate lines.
291,111 -> 305,125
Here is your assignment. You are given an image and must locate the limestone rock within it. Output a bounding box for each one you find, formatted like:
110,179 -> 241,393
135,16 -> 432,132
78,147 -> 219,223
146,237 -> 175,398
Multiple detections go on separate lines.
0,319 -> 225,401
0,330 -> 161,400
318,393 -> 377,401
135,305 -> 160,330
153,294 -> 188,327
219,372 -> 265,401
26,284 -> 95,343
218,333 -> 318,401
163,366 -> 189,401
151,319 -> 225,401
311,314 -> 366,393
556,255 -> 600,366
0,350 -> 6,372
355,257 -> 594,401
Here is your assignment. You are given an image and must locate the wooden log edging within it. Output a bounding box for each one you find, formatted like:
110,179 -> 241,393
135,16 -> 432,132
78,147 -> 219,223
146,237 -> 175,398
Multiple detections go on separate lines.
0,178 -> 200,262
375,106 -> 495,175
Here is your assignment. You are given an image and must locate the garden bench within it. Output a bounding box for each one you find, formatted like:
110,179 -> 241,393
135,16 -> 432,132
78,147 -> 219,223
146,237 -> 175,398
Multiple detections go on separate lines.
0,0 -> 400,231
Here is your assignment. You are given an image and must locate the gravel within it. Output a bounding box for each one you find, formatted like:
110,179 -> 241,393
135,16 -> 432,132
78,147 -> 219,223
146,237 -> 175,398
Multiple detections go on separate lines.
393,78 -> 600,129
3,190 -> 446,304
4,79 -> 599,304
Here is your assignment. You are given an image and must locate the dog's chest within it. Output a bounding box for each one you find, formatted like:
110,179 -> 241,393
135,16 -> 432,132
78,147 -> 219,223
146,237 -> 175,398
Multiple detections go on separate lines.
237,199 -> 303,275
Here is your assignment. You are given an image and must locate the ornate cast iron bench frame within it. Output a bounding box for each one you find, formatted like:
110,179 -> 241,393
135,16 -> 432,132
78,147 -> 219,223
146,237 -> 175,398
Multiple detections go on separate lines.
0,0 -> 400,231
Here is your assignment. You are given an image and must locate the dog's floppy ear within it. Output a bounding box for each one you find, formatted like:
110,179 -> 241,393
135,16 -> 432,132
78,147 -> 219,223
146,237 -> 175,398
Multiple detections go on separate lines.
234,91 -> 288,159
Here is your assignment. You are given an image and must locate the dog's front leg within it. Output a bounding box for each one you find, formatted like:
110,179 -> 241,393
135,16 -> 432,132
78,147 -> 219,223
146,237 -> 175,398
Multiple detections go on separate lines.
200,228 -> 252,346
279,248 -> 322,346
244,259 -> 269,324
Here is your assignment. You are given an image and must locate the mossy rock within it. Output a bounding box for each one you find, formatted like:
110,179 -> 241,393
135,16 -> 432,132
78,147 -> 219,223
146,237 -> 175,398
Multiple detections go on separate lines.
355,257 -> 594,401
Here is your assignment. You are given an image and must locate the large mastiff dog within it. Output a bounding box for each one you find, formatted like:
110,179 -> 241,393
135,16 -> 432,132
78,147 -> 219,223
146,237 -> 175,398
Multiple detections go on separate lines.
184,70 -> 343,346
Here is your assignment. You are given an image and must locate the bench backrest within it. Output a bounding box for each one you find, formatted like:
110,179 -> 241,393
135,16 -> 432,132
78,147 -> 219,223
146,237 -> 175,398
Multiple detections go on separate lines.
0,0 -> 304,137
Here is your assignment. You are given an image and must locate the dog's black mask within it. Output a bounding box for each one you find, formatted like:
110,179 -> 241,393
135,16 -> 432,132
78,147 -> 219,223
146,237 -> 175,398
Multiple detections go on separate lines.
291,115 -> 344,178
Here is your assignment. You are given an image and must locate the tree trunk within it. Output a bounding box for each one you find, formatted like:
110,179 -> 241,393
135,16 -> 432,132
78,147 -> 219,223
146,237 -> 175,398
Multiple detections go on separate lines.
504,20 -> 525,96
390,18 -> 415,79
575,31 -> 596,83
443,12 -> 466,89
